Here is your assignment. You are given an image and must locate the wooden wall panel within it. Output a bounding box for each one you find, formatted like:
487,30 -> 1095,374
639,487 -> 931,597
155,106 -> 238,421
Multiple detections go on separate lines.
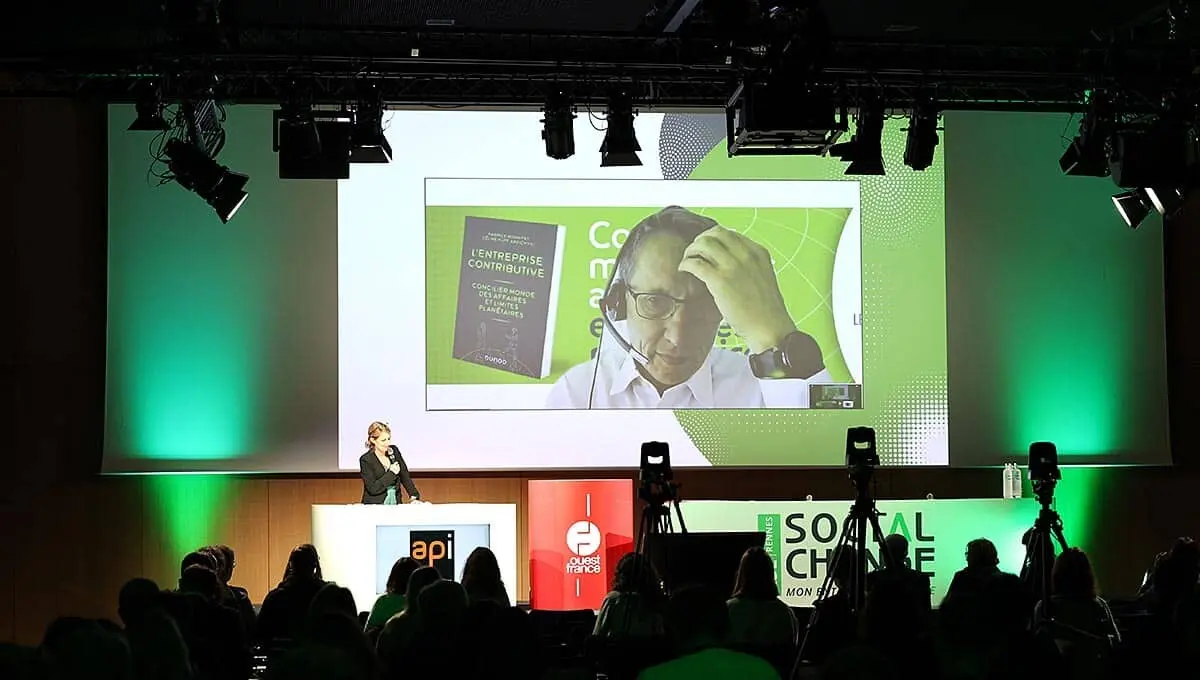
265,478 -> 360,596
0,502 -> 17,643
11,479 -> 144,643
140,482 -> 193,595
517,480 -> 530,600
137,478 -> 276,603
218,479 -> 273,605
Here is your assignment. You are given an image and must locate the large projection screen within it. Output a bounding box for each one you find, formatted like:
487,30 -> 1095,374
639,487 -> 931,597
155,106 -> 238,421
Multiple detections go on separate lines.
102,106 -> 1169,472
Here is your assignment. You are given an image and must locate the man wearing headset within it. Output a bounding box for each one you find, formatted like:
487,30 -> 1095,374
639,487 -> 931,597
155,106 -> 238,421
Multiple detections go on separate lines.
546,206 -> 833,409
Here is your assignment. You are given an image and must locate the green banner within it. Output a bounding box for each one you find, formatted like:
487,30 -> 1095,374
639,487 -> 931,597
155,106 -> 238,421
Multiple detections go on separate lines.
686,498 -> 1037,606
758,512 -> 784,592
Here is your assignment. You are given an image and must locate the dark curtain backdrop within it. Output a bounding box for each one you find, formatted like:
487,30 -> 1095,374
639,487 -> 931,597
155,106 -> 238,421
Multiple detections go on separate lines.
3,98 -> 1200,645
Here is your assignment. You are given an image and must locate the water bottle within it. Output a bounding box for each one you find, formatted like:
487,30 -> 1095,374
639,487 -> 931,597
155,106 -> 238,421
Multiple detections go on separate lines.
1002,463 -> 1014,499
1010,463 -> 1023,499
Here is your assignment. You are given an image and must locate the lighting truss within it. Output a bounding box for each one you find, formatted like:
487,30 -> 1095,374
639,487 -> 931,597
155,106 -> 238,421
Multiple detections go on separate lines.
0,30 -> 1196,113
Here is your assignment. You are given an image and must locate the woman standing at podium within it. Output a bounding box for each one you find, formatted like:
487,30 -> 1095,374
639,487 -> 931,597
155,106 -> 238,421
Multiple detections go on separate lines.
359,421 -> 422,504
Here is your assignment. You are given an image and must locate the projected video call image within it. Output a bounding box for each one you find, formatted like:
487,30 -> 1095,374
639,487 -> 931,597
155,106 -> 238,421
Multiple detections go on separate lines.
424,179 -> 863,411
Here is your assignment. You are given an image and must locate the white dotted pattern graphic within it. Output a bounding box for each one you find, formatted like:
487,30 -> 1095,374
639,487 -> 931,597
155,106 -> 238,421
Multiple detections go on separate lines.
658,115 -> 728,180
875,374 -> 950,465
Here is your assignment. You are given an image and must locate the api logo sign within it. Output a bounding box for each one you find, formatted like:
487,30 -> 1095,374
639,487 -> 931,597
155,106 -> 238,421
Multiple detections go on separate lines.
411,530 -> 456,580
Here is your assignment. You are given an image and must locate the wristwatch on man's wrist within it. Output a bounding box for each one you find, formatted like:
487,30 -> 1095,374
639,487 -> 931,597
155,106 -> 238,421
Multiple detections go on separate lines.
749,330 -> 825,380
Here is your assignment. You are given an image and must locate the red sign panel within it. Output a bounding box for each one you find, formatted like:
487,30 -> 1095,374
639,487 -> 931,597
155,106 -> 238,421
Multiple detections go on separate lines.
528,479 -> 634,610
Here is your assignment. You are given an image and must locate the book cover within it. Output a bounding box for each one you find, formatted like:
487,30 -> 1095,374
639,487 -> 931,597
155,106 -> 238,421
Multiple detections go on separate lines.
451,216 -> 565,379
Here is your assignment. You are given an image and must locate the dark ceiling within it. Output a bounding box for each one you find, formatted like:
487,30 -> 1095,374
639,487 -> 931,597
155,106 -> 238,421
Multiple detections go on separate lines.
817,0 -> 1159,43
10,0 -> 1172,45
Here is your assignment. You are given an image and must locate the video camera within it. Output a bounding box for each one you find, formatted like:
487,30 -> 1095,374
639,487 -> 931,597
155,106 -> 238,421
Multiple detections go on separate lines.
845,427 -> 879,488
639,441 -> 680,506
1028,441 -> 1061,505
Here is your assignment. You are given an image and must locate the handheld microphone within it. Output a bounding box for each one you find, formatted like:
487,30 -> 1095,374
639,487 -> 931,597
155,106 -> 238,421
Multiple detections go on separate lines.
386,446 -> 397,465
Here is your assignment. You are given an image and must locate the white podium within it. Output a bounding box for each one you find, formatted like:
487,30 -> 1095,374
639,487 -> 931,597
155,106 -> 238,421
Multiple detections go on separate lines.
311,503 -> 518,613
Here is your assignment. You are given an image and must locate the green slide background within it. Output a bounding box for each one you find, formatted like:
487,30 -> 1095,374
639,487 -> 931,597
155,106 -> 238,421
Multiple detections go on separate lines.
426,204 -> 854,385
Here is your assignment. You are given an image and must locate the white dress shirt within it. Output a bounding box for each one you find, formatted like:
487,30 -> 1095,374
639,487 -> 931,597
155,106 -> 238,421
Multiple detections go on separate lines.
545,324 -> 834,409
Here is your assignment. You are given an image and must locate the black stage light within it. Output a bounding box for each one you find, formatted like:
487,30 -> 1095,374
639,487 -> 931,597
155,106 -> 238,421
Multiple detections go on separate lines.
1147,187 -> 1185,217
273,105 -> 353,180
725,81 -> 845,157
165,138 -> 249,223
1059,95 -> 1113,177
129,88 -> 170,132
1112,189 -> 1153,229
601,93 -> 642,167
1109,126 -> 1189,189
830,100 -> 884,175
903,98 -> 940,171
542,93 -> 576,161
350,88 -> 392,164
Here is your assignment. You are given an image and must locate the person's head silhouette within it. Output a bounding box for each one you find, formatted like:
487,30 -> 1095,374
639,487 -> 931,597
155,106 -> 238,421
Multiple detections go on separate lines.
732,546 -> 779,600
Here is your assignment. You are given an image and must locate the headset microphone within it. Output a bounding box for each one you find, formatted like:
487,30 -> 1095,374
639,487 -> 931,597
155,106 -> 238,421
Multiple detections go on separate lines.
599,282 -> 650,365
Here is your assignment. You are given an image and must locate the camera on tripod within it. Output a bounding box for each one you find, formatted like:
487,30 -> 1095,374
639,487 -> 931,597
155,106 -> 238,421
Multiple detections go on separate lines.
1028,441 -> 1061,505
1020,441 -> 1068,622
639,441 -> 680,506
845,426 -> 880,488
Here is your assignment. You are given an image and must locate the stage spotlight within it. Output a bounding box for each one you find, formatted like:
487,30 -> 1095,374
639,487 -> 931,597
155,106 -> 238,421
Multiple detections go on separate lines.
129,87 -> 170,132
1109,126 -> 1190,189
903,98 -> 939,171
1147,187 -> 1185,217
273,105 -> 353,179
541,93 -> 576,160
1059,94 -> 1113,177
830,100 -> 884,175
726,81 -> 845,157
165,138 -> 249,223
1112,189 -> 1153,229
278,103 -> 322,157
349,88 -> 391,164
600,93 -> 642,167
349,85 -> 390,164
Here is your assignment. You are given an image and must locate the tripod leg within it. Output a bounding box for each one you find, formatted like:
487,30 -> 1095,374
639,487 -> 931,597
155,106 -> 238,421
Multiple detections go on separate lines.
852,512 -> 870,614
1024,530 -> 1054,621
673,499 -> 688,534
792,514 -> 857,680
1051,522 -> 1070,552
636,505 -> 654,554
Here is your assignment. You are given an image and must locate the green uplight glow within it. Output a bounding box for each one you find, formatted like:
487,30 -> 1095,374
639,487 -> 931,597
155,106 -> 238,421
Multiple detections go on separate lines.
106,107 -> 271,461
1050,466 -> 1106,553
146,475 -> 232,558
1010,328 -> 1122,456
947,112 -> 1166,462
117,263 -> 263,459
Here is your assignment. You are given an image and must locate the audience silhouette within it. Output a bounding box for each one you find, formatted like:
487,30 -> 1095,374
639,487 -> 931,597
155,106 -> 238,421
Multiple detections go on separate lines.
727,546 -> 798,646
364,558 -> 418,634
7,534 -> 1200,680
